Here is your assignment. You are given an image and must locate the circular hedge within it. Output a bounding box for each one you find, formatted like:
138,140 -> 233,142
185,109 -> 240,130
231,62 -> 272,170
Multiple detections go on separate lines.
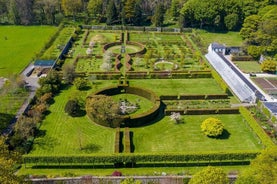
86,85 -> 161,128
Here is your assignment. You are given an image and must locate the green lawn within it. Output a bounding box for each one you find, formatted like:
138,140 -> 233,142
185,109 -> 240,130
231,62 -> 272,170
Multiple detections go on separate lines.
0,26 -> 57,77
197,30 -> 243,47
29,87 -> 115,155
129,79 -> 224,96
233,61 -> 261,73
132,115 -> 263,153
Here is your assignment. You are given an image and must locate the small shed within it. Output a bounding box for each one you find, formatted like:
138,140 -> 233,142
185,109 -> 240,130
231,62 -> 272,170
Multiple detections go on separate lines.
34,60 -> 55,68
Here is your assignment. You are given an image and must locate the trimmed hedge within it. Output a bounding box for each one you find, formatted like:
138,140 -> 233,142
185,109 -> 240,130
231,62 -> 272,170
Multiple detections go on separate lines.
165,108 -> 239,115
211,70 -> 231,94
125,71 -> 212,79
231,55 -> 253,61
88,85 -> 161,127
160,94 -> 228,100
239,107 -> 275,147
114,128 -> 121,153
124,127 -> 131,153
23,151 -> 258,166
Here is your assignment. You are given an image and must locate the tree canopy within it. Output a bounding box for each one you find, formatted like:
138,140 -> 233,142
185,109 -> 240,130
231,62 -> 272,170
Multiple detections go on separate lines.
189,166 -> 228,184
201,117 -> 224,137
236,147 -> 277,184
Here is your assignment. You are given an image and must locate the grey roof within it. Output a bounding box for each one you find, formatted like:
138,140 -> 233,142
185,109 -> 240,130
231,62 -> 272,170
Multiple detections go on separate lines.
34,60 -> 55,67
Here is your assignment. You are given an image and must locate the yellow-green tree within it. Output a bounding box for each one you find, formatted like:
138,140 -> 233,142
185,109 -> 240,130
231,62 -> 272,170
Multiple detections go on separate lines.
189,166 -> 228,184
201,117 -> 224,137
61,0 -> 83,19
0,136 -> 24,184
261,59 -> 277,73
236,147 -> 277,184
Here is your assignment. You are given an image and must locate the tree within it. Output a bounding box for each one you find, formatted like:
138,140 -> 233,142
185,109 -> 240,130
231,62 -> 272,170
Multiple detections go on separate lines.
87,0 -> 103,22
261,59 -> 277,73
62,63 -> 75,84
33,0 -> 60,24
86,95 -> 122,127
106,0 -> 118,25
189,166 -> 228,184
201,117 -> 224,137
236,147 -> 277,184
14,115 -> 37,140
61,0 -> 83,19
224,13 -> 239,31
152,3 -> 165,27
0,136 -> 24,184
38,70 -> 61,96
170,0 -> 180,21
124,0 -> 136,24
65,99 -> 81,117
73,77 -> 88,90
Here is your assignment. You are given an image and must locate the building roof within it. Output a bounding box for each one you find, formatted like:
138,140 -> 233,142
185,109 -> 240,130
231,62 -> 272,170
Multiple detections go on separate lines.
34,60 -> 55,67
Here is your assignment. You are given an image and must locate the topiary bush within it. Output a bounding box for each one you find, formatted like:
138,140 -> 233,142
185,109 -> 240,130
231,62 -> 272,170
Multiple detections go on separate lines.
201,117 -> 224,137
64,99 -> 81,117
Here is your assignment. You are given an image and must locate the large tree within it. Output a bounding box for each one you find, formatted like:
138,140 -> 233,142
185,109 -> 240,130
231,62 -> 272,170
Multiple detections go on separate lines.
61,0 -> 83,19
152,3 -> 165,27
0,136 -> 25,184
87,0 -> 103,22
236,147 -> 277,184
189,166 -> 228,184
86,95 -> 122,127
106,0 -> 118,25
33,0 -> 60,24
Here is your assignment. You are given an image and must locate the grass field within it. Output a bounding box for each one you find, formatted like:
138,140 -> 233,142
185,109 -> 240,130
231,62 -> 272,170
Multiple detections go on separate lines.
233,61 -> 261,73
29,87 -> 115,155
197,30 -> 243,47
132,114 -> 263,153
0,26 -> 57,77
129,79 -> 224,96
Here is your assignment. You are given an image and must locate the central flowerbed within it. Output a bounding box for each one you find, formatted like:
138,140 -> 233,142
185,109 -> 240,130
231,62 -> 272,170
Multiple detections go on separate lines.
86,85 -> 161,128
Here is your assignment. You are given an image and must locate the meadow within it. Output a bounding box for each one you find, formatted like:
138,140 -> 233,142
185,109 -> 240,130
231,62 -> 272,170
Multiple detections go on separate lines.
0,26 -> 57,77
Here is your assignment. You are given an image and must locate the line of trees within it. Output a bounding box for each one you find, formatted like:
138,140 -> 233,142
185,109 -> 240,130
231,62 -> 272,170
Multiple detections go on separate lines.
0,0 -> 275,31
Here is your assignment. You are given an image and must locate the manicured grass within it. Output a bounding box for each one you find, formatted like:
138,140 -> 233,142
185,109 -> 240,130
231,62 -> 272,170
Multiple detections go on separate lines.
29,87 -> 115,155
129,79 -> 225,96
131,114 -> 263,153
0,26 -> 58,77
233,61 -> 261,73
0,88 -> 29,131
41,27 -> 74,59
197,30 -> 243,47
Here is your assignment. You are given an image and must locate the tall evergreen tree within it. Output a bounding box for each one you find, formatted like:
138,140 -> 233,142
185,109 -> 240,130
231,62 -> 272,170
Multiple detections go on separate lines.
106,0 -> 118,25
152,3 -> 165,27
87,0 -> 103,22
124,0 -> 135,23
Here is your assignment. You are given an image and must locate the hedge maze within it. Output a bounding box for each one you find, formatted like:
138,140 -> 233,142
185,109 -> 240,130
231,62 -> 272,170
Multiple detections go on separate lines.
22,28 -> 274,173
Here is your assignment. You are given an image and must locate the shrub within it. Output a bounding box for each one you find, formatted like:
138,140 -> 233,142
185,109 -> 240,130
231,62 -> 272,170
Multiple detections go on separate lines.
112,171 -> 122,176
189,166 -> 228,184
64,99 -> 81,117
201,117 -> 224,137
73,77 -> 88,90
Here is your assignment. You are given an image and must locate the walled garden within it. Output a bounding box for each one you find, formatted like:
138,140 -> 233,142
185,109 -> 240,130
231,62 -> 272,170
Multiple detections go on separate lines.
19,28 -> 275,176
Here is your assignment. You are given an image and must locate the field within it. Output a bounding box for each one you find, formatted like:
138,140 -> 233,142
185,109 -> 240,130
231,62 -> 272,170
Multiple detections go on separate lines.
233,61 -> 261,73
196,30 -> 243,47
132,114 -> 262,153
0,26 -> 58,77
